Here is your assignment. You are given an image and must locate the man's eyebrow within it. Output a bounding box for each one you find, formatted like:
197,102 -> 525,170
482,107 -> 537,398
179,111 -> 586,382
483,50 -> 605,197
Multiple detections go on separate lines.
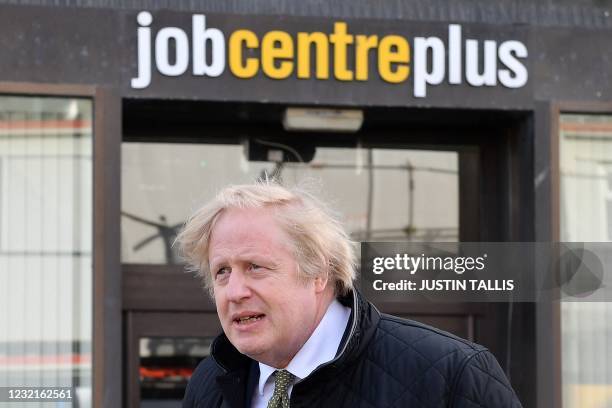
210,253 -> 280,268
208,256 -> 228,269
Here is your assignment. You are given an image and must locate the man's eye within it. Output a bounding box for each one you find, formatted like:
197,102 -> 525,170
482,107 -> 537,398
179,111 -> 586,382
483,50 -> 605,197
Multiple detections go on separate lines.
215,267 -> 230,278
250,263 -> 263,270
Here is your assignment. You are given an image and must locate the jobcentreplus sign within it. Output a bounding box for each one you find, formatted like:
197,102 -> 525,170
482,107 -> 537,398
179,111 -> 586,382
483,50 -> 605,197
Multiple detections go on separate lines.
131,12 -> 528,98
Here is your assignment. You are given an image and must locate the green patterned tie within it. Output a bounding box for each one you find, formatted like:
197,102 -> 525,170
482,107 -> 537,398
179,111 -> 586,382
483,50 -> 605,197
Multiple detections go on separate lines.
266,370 -> 295,408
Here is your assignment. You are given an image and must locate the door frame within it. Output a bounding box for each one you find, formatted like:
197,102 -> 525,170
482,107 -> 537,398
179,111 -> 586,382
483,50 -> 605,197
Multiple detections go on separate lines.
121,99 -> 537,406
125,312 -> 221,408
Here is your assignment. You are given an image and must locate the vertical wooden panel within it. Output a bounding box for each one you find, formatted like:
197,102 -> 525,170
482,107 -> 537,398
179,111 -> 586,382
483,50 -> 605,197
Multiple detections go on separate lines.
93,87 -> 122,408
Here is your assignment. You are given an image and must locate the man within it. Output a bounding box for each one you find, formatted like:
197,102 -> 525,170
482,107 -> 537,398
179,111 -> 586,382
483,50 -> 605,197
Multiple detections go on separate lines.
178,182 -> 522,408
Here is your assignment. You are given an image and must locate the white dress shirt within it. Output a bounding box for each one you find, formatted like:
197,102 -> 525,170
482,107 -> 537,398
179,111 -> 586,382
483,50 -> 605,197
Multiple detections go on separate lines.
251,299 -> 351,408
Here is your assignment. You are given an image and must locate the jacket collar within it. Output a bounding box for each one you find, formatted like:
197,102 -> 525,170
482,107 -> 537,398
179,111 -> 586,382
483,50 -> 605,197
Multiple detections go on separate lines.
331,289 -> 380,368
209,289 -> 380,399
210,336 -> 252,408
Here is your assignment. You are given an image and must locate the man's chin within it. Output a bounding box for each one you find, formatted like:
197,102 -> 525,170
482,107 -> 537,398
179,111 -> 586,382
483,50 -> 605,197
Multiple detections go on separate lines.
234,342 -> 267,359
227,332 -> 264,353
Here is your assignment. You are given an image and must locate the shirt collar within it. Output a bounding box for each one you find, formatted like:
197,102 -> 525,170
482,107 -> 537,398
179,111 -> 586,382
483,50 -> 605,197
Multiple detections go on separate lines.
257,298 -> 351,395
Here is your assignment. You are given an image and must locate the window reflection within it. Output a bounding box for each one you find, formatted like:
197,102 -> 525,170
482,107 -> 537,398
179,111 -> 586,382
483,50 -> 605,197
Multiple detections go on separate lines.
121,142 -> 458,264
140,337 -> 211,407
560,113 -> 612,408
0,95 -> 93,406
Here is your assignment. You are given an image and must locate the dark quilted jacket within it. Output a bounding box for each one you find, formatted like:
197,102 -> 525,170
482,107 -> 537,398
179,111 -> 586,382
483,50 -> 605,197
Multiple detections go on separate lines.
183,290 -> 523,408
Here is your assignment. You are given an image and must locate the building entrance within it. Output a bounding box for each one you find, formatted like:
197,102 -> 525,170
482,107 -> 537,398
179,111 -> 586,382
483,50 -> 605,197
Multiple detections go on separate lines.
120,100 -> 533,407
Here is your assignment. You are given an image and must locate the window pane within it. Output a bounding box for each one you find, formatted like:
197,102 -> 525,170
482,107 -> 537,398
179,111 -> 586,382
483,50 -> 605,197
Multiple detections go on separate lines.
140,337 -> 211,407
0,96 -> 93,407
121,142 -> 458,264
560,113 -> 612,408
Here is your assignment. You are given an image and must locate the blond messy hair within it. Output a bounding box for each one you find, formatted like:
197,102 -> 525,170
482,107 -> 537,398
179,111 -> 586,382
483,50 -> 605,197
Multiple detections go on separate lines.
176,181 -> 357,297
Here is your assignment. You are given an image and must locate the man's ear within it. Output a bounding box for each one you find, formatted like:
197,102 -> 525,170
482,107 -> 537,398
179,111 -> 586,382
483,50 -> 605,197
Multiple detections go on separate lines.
314,262 -> 330,293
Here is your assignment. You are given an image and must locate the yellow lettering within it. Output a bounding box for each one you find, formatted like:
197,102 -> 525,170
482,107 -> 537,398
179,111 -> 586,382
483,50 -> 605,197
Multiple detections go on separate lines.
355,35 -> 378,81
297,32 -> 329,79
329,22 -> 354,81
228,25 -> 412,84
261,31 -> 294,79
229,30 -> 259,78
378,35 -> 410,83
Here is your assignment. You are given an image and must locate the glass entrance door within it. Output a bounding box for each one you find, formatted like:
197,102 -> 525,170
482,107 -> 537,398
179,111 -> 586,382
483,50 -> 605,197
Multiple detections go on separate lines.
125,312 -> 221,408
121,142 -> 460,267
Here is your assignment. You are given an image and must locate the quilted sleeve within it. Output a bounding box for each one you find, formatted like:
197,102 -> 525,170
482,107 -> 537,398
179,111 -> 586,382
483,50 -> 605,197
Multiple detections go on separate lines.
451,350 -> 523,408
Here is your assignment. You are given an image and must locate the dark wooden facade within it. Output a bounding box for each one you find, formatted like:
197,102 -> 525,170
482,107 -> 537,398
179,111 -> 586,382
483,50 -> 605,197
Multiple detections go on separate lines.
2,1 -> 612,407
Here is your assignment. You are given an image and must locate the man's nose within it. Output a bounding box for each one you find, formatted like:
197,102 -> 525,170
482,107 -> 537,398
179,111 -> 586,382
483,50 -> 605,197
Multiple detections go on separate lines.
225,269 -> 252,302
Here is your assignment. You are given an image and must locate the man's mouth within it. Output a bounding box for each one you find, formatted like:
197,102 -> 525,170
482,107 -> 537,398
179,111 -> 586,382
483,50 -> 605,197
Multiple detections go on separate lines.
234,314 -> 265,325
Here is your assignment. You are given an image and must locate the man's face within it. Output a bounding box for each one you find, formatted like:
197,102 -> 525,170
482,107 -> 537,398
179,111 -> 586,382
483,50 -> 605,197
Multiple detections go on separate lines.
208,207 -> 328,368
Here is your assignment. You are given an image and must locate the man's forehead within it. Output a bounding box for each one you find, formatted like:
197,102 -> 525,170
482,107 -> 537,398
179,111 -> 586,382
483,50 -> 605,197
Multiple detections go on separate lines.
208,207 -> 293,259
209,245 -> 277,265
